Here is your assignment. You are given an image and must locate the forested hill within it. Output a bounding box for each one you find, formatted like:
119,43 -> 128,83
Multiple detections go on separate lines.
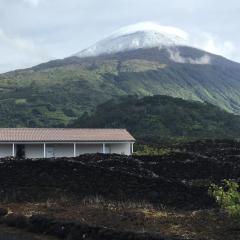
70,95 -> 240,143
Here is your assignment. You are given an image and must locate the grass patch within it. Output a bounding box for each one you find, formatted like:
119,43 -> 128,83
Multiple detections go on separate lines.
15,98 -> 27,104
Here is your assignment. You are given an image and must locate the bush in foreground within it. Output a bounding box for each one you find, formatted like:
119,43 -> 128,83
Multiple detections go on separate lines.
209,180 -> 240,218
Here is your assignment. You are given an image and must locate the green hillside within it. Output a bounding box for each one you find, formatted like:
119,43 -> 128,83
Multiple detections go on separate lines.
70,95 -> 240,143
0,46 -> 240,127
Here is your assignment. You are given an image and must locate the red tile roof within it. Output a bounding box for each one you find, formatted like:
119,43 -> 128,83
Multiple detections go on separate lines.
0,128 -> 135,142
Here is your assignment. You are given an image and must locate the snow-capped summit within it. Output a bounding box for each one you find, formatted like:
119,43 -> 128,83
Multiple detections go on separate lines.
74,22 -> 189,58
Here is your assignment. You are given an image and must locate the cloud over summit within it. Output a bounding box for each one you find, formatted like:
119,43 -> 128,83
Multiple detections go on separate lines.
0,0 -> 239,73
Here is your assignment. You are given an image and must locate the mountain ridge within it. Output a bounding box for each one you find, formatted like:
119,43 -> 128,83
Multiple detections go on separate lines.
0,41 -> 240,127
4,45 -> 235,75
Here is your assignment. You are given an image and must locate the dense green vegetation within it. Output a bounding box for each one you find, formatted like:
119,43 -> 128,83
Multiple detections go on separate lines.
209,180 -> 240,219
0,63 -> 123,127
71,95 -> 240,143
0,46 -> 240,127
133,144 -> 172,155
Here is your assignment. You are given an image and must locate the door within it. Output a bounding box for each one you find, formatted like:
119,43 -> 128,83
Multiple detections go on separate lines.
46,147 -> 54,158
16,145 -> 25,159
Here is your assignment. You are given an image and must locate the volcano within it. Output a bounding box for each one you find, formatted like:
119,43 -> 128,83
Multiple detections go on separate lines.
0,22 -> 240,127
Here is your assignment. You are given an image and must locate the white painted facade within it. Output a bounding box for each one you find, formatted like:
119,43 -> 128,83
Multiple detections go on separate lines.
0,144 -> 12,158
0,142 -> 134,159
25,144 -> 45,158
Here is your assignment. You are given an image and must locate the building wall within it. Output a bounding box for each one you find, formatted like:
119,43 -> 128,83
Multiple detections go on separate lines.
25,144 -> 44,159
47,144 -> 74,158
109,143 -> 131,155
76,143 -> 132,156
0,144 -> 12,158
26,144 -> 75,158
76,144 -> 103,155
0,142 -> 133,159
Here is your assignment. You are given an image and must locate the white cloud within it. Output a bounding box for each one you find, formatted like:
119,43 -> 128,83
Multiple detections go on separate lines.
168,48 -> 211,64
0,29 -> 50,72
23,0 -> 42,6
77,22 -> 236,63
190,32 -> 236,60
0,30 -> 35,53
0,0 -> 239,72
112,22 -> 189,41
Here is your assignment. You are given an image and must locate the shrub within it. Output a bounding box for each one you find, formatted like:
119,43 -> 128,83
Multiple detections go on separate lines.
134,145 -> 171,156
209,180 -> 240,218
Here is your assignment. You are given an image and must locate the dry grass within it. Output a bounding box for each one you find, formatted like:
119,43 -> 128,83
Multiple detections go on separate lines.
0,197 -> 240,240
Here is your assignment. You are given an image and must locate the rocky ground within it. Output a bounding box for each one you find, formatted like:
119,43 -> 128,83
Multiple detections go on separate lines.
0,225 -> 57,240
0,139 -> 239,239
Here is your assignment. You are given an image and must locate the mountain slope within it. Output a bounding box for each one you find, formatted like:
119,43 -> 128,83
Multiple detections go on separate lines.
0,23 -> 240,127
70,95 -> 240,143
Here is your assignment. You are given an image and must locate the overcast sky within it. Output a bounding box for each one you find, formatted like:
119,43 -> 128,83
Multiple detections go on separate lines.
0,0 -> 240,73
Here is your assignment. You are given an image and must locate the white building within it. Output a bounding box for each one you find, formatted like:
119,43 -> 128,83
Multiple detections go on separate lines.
0,128 -> 135,159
